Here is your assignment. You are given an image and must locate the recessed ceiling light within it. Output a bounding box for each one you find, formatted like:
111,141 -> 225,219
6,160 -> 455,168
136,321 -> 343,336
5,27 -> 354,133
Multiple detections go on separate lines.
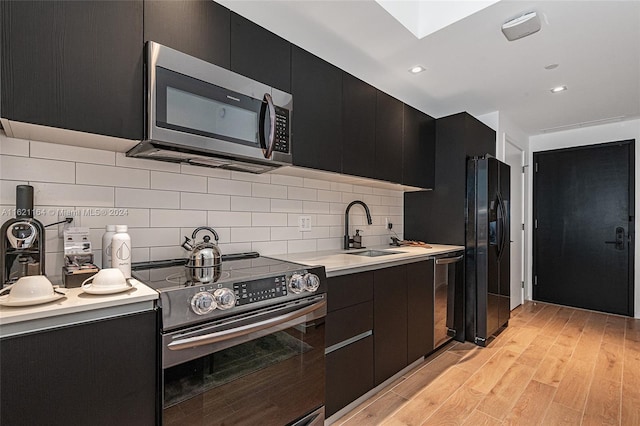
409,65 -> 426,74
544,63 -> 559,70
550,85 -> 568,93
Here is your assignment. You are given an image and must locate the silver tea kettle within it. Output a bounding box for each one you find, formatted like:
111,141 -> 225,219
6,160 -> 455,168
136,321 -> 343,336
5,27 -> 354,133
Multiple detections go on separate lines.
182,227 -> 221,284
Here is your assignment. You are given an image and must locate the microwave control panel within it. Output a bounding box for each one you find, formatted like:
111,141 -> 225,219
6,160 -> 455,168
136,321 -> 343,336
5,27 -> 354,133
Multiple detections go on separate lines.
273,107 -> 290,154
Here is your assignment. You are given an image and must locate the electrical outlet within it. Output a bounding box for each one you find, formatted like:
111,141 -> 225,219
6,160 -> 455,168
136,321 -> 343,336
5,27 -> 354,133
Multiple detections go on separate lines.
58,211 -> 78,238
385,217 -> 393,230
298,215 -> 312,232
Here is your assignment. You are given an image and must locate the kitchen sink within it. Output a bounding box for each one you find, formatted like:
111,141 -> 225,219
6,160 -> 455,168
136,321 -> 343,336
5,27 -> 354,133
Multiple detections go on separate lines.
347,250 -> 402,257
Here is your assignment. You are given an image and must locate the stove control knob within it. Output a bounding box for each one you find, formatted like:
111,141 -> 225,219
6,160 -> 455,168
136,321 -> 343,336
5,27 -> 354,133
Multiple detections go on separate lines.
304,273 -> 320,293
191,291 -> 216,315
213,287 -> 236,310
288,273 -> 306,294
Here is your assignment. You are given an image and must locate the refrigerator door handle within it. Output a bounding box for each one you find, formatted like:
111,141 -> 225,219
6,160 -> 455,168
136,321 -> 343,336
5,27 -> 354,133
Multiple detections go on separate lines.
497,193 -> 507,259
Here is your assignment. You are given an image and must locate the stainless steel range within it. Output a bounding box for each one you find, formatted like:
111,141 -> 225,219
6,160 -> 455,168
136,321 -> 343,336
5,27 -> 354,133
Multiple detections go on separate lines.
133,255 -> 326,426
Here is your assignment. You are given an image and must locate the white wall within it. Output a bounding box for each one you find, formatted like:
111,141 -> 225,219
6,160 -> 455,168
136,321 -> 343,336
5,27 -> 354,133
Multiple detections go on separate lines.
528,118 -> 640,318
0,132 -> 403,278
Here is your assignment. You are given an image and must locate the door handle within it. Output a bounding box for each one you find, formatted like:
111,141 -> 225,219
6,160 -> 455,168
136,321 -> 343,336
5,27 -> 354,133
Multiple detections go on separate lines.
604,226 -> 625,250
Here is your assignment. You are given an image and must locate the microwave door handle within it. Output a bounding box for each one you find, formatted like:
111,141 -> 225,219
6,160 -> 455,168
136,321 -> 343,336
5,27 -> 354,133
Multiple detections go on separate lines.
260,93 -> 276,159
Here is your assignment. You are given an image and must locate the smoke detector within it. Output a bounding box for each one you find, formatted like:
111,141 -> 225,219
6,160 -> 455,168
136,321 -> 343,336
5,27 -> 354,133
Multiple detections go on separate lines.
501,12 -> 541,41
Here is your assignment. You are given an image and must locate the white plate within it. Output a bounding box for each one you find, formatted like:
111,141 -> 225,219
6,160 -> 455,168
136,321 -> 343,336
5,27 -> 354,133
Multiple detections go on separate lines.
82,283 -> 135,295
0,293 -> 65,307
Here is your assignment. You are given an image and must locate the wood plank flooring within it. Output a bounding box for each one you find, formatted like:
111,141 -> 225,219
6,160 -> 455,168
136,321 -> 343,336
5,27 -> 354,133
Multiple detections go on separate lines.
332,301 -> 640,425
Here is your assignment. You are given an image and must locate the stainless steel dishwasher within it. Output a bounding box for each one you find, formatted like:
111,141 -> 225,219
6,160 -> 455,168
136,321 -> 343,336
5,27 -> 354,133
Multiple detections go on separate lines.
433,251 -> 465,348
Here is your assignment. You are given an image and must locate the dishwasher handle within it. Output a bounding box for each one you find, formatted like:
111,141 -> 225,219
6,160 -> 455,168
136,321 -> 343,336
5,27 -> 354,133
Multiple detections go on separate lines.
167,299 -> 326,351
435,255 -> 464,265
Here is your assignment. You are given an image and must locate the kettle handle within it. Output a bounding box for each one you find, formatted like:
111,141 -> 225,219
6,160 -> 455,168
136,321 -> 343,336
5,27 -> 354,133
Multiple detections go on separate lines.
192,226 -> 219,243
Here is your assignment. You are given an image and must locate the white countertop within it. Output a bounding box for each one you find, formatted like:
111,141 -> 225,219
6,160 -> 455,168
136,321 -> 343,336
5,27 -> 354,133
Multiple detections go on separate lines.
0,279 -> 158,338
270,244 -> 464,277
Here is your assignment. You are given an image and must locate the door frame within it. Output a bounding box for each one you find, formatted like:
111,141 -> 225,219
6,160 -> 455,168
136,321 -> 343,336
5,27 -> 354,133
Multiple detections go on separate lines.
504,136 -> 525,309
532,139 -> 635,315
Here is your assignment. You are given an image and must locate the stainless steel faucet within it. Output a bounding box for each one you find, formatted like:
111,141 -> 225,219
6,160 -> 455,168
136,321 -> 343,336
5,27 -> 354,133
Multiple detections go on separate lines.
344,200 -> 372,249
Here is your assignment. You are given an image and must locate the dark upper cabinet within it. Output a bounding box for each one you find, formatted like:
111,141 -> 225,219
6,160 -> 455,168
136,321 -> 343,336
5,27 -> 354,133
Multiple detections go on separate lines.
144,0 -> 230,69
230,13 -> 291,92
407,260 -> 435,361
342,73 -> 376,179
374,91 -> 404,183
373,265 -> 408,385
291,46 -> 343,173
0,0 -> 144,140
405,112 -> 496,245
403,105 -> 436,189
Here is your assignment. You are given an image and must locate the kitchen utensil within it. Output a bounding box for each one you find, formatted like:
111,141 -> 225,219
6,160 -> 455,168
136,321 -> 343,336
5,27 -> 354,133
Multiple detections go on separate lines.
181,227 -> 222,284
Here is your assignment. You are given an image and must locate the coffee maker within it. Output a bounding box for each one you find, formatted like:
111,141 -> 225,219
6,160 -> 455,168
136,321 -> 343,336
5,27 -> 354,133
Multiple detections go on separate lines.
1,185 -> 46,286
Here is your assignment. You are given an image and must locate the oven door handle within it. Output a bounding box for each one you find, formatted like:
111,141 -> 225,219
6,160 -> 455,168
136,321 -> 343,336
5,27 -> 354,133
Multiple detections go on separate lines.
167,299 -> 326,351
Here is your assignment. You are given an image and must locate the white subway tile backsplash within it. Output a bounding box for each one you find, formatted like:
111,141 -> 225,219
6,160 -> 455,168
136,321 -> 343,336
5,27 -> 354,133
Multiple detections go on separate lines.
127,228 -> 180,247
116,188 -> 180,209
271,227 -> 302,241
80,207 -> 150,229
317,190 -> 342,203
231,171 -> 271,183
46,252 -> 65,276
303,178 -> 331,190
208,177 -> 251,196
115,153 -> 181,172
288,187 -> 316,201
252,183 -> 287,199
151,209 -> 207,228
151,171 -> 207,193
76,163 -> 150,188
0,133 -> 29,157
317,238 -> 342,251
270,199 -> 303,213
1,155 -> 75,183
252,212 -> 288,227
271,174 -> 303,187
1,180 -> 27,205
251,241 -> 288,256
303,201 -> 330,214
33,183 -> 114,206
1,138 -> 404,259
231,196 -> 270,212
181,193 -> 230,211
31,141 -> 115,165
230,227 -> 270,243
208,211 -> 251,227
287,239 -> 317,253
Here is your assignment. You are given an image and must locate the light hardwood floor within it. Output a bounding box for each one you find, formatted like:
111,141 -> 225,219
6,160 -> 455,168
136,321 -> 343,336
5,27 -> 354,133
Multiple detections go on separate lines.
333,301 -> 640,425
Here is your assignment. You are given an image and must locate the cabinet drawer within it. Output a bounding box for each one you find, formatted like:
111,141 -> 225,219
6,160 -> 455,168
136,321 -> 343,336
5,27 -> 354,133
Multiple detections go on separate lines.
326,335 -> 374,417
326,271 -> 373,312
326,301 -> 373,348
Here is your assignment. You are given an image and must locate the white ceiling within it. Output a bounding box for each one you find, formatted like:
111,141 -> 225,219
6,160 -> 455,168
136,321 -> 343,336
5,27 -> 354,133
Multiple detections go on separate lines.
218,0 -> 640,136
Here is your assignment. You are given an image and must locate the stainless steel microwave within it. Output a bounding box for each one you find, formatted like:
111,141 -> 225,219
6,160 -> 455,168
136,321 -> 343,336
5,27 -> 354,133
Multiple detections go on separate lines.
127,41 -> 292,173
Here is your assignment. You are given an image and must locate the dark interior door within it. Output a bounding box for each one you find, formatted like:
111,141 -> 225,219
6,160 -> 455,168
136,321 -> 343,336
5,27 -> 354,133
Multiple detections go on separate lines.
533,141 -> 634,316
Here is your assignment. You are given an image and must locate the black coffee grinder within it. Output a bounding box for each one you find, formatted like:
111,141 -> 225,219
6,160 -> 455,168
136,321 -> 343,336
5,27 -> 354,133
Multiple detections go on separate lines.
1,185 -> 46,286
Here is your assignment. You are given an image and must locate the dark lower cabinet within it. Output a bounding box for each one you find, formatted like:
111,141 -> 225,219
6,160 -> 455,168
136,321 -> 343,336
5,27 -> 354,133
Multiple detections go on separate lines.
326,335 -> 374,417
144,0 -> 230,69
407,260 -> 435,361
0,311 -> 157,426
373,265 -> 408,385
325,272 -> 374,417
291,46 -> 343,173
374,91 -> 404,183
0,0 -> 144,140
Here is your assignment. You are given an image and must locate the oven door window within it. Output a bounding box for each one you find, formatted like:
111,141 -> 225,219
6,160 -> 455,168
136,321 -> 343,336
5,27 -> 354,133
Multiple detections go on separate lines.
163,319 -> 325,426
155,66 -> 263,148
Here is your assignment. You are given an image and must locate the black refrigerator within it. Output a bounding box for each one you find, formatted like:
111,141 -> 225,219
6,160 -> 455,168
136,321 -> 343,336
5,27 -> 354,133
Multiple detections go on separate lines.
465,156 -> 510,347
